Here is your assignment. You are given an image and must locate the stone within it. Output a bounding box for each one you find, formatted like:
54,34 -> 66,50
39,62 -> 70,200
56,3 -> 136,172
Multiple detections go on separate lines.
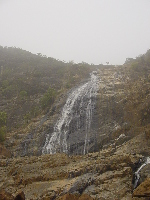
78,194 -> 94,200
57,193 -> 79,200
0,190 -> 14,200
14,191 -> 25,200
133,178 -> 150,197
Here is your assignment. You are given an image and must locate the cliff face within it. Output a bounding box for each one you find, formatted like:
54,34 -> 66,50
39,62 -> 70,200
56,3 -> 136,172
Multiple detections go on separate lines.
5,67 -> 128,157
0,48 -> 150,199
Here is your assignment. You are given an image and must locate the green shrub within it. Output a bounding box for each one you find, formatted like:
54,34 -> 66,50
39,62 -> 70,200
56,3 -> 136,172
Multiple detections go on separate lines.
2,85 -> 16,98
0,112 -> 7,127
0,127 -> 6,142
2,80 -> 9,88
19,90 -> 28,100
0,112 -> 7,142
30,106 -> 40,117
24,113 -> 31,124
40,87 -> 56,109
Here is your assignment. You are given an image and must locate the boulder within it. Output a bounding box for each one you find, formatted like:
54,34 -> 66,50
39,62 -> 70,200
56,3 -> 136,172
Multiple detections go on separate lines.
57,193 -> 79,200
57,193 -> 94,200
14,191 -> 25,200
0,144 -> 11,158
133,178 -> 150,197
79,194 -> 94,200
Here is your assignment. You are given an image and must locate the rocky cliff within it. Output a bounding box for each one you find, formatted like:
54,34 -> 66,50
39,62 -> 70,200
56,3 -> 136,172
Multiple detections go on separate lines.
0,47 -> 150,199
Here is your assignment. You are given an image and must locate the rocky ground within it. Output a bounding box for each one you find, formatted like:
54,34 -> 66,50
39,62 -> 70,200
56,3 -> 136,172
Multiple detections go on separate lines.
0,128 -> 150,200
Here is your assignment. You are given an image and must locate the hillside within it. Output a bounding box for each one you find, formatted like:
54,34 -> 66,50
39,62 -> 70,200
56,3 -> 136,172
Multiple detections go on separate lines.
0,47 -> 150,200
0,46 -> 97,132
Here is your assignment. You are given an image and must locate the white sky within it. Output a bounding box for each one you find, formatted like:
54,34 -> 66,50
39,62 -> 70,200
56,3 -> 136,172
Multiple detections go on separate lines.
0,0 -> 150,65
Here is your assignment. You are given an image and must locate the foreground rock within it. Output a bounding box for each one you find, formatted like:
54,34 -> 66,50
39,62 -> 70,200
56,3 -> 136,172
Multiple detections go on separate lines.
1,128 -> 150,200
133,178 -> 150,198
0,190 -> 14,200
1,130 -> 150,199
0,190 -> 25,200
0,148 -> 134,200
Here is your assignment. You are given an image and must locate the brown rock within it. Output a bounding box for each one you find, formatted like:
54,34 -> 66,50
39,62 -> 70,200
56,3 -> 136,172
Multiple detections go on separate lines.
14,191 -> 25,200
133,178 -> 150,197
0,144 -> 11,158
57,193 -> 94,200
145,128 -> 150,139
57,193 -> 79,200
0,189 -> 14,200
79,194 -> 94,200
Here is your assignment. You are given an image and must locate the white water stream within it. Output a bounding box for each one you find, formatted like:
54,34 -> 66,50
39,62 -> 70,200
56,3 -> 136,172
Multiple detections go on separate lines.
42,71 -> 99,154
134,157 -> 150,189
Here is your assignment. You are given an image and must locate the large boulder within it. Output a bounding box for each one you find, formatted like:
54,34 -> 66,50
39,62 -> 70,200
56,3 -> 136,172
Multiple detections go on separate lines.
133,178 -> 150,197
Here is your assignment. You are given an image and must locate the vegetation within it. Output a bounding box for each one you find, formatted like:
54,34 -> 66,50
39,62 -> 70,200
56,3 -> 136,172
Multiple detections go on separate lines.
0,112 -> 7,142
0,46 -> 95,130
40,87 -> 56,109
19,90 -> 28,100
1,45 -> 149,133
123,49 -> 150,127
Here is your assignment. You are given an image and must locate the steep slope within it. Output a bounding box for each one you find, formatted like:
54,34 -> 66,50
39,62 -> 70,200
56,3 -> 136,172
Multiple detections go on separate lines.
0,47 -> 150,199
0,46 -> 95,131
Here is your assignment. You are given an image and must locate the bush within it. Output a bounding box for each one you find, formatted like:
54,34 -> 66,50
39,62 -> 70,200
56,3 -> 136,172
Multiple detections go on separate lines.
24,113 -> 31,124
19,90 -> 28,100
0,112 -> 7,127
2,80 -> 9,89
0,112 -> 7,142
40,87 -> 56,109
0,127 -> 6,142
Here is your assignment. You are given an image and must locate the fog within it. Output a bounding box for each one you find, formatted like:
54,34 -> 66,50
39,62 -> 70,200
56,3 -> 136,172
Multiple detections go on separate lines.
0,0 -> 150,65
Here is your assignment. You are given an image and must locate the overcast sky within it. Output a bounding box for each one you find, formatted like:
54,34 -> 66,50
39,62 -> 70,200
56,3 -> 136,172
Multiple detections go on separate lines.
0,0 -> 150,65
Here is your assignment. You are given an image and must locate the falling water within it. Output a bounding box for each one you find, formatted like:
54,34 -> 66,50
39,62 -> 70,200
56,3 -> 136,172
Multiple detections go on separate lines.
42,71 -> 99,155
133,157 -> 150,189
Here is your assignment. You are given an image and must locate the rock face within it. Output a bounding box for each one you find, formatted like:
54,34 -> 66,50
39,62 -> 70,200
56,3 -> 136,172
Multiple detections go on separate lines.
0,147 -> 134,200
42,71 -> 100,155
10,67 -> 128,157
1,64 -> 150,199
41,68 -> 130,156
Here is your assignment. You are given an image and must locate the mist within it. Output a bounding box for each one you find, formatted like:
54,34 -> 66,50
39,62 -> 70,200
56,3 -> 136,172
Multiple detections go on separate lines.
0,0 -> 150,65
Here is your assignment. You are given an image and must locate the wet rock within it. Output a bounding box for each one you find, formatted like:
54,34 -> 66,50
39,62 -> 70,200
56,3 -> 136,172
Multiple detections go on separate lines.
132,157 -> 150,189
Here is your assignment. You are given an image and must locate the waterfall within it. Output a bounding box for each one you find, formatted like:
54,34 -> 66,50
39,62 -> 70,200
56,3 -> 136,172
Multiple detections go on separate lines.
42,71 -> 99,155
133,157 -> 150,189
